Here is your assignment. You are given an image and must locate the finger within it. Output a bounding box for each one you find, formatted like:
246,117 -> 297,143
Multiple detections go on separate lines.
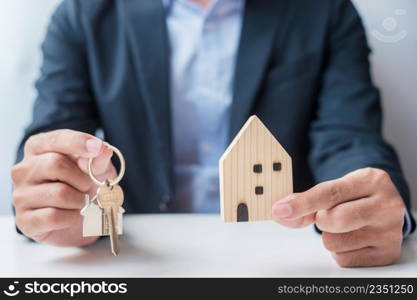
16,207 -> 81,237
22,153 -> 92,192
25,129 -> 104,158
77,146 -> 114,176
13,183 -> 86,210
324,226 -> 403,254
35,223 -> 99,247
272,171 -> 373,220
315,197 -> 379,233
331,246 -> 401,267
322,227 -> 378,253
272,210 -> 316,228
316,195 -> 405,234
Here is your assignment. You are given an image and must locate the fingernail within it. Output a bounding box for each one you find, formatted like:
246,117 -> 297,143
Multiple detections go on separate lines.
273,203 -> 293,218
86,138 -> 102,154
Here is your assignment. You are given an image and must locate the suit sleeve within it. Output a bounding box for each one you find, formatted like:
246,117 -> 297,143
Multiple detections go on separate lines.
15,0 -> 100,164
308,0 -> 416,235
13,1 -> 100,236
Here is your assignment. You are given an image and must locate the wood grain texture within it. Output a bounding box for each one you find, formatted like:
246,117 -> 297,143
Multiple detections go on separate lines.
219,115 -> 293,222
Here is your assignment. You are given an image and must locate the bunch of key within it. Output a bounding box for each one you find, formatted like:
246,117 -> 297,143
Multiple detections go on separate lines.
80,142 -> 126,256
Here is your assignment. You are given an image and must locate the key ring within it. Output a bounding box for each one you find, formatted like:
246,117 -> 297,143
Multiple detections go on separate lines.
88,142 -> 125,186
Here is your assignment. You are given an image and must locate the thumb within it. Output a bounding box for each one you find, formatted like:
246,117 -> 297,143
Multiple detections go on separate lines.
77,146 -> 114,176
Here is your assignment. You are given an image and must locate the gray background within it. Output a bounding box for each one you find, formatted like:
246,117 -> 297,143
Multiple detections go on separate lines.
0,0 -> 416,215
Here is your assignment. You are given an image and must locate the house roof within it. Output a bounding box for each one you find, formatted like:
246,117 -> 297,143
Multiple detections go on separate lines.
219,115 -> 291,163
80,202 -> 102,215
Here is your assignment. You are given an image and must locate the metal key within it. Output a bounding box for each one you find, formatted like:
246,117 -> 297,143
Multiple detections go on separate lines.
86,142 -> 126,255
97,180 -> 124,256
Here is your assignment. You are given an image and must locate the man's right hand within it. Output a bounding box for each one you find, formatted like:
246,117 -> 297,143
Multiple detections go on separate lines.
11,129 -> 117,247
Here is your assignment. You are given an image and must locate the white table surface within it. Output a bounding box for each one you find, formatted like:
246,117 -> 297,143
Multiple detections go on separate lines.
1,214 -> 416,277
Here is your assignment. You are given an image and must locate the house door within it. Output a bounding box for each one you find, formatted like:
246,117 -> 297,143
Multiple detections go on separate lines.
237,203 -> 249,222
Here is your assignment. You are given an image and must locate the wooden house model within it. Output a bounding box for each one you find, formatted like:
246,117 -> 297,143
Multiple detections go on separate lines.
219,115 -> 293,222
81,195 -> 125,237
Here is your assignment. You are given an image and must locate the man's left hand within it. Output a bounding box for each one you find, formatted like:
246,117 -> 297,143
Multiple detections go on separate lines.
272,168 -> 405,267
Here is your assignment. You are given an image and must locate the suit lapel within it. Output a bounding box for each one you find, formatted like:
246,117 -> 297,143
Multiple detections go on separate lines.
230,0 -> 288,139
122,0 -> 173,185
121,0 -> 287,184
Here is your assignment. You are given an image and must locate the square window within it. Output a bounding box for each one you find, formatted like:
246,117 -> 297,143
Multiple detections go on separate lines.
255,186 -> 263,195
273,162 -> 282,171
253,164 -> 262,173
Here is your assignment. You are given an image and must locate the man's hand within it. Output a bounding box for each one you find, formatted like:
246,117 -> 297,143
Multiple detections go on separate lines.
272,168 -> 405,267
11,130 -> 117,247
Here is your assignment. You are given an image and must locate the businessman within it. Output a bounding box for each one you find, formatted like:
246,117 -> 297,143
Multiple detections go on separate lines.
11,0 -> 416,267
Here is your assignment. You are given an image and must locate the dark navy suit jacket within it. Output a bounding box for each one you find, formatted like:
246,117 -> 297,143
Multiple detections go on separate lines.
16,0 -> 416,232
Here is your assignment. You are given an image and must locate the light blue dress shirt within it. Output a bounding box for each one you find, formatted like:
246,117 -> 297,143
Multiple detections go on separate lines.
164,0 -> 244,213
